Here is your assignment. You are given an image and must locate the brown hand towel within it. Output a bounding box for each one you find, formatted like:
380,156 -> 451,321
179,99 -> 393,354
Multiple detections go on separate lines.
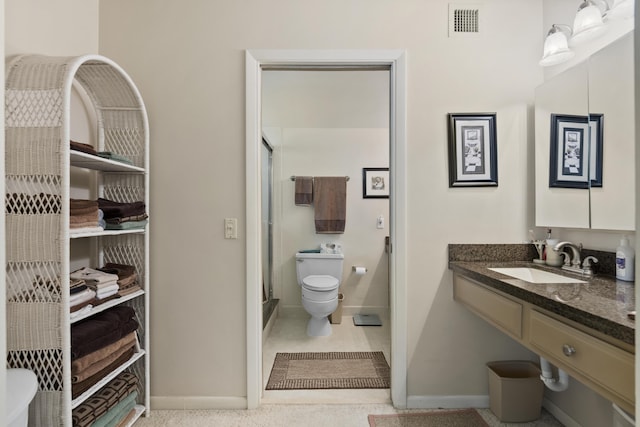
313,176 -> 347,234
294,176 -> 313,206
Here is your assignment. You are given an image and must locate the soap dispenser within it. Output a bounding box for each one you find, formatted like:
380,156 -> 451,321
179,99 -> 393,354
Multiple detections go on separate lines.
545,229 -> 563,267
616,236 -> 635,282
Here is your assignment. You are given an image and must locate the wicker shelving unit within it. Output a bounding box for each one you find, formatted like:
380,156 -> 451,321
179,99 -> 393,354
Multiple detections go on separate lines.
5,54 -> 150,426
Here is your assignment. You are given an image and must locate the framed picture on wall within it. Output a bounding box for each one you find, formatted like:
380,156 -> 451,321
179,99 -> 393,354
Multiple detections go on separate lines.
549,113 -> 603,189
447,113 -> 498,187
362,167 -> 389,198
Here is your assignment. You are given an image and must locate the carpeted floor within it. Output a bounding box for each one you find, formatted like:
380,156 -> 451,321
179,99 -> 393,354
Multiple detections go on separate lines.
134,405 -> 565,427
368,409 -> 488,426
266,351 -> 390,390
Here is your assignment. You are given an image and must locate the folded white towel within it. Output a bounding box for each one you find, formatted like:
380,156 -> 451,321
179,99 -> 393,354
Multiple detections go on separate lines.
95,283 -> 120,299
69,288 -> 96,305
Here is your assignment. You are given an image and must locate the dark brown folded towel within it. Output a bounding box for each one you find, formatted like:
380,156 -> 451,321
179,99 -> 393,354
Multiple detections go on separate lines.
98,198 -> 146,219
294,176 -> 313,206
313,177 -> 347,234
70,140 -> 98,156
71,306 -> 138,360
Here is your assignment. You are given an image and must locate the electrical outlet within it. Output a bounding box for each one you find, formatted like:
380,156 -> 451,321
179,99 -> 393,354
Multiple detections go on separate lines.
224,218 -> 238,239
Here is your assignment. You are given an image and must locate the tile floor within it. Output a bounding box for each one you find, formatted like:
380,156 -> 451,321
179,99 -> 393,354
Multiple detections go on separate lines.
262,312 -> 392,404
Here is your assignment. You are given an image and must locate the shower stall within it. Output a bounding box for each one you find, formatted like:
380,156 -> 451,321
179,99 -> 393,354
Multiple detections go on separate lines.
261,138 -> 278,327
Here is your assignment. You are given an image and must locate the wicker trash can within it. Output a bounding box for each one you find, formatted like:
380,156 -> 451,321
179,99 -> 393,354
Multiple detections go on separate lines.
487,361 -> 544,423
329,293 -> 344,324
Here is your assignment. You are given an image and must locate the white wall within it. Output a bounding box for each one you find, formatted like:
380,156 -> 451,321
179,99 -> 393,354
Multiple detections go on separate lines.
5,0 -> 98,56
98,0 -> 544,407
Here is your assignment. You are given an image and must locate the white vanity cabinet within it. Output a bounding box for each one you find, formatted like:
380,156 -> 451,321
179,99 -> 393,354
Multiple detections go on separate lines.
5,55 -> 150,426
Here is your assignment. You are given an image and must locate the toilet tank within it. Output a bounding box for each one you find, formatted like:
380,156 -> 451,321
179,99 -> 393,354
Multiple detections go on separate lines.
295,252 -> 344,285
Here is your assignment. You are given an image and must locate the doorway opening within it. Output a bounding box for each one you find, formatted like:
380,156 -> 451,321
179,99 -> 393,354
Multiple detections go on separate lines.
246,50 -> 407,409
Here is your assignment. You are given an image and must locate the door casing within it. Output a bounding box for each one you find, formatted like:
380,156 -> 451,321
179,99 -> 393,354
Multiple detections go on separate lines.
245,49 -> 408,409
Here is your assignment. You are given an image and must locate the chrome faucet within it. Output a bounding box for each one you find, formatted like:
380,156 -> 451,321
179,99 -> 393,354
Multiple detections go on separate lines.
552,241 -> 597,277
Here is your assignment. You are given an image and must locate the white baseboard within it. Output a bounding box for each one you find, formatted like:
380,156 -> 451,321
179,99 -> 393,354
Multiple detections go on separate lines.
151,396 -> 247,410
406,395 -> 489,408
542,397 -> 581,427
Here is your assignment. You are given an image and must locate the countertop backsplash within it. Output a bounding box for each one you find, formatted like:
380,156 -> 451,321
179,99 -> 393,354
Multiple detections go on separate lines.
449,243 -> 616,278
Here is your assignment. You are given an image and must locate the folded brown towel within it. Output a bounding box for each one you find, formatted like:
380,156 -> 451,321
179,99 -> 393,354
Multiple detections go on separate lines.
70,140 -> 98,156
71,306 -> 138,360
98,198 -> 146,219
72,336 -> 137,383
294,176 -> 313,206
313,177 -> 347,234
72,332 -> 137,376
70,199 -> 99,209
71,347 -> 136,399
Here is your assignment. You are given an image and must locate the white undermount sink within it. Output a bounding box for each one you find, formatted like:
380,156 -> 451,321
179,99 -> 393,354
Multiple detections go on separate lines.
488,267 -> 586,284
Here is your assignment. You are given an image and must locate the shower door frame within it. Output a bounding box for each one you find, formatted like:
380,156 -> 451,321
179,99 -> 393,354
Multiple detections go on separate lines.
245,49 -> 407,409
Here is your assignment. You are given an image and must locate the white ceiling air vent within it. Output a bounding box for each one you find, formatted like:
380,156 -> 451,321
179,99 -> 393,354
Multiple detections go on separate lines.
448,3 -> 482,37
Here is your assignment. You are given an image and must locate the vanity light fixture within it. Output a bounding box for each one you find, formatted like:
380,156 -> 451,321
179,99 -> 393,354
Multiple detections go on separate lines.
539,24 -> 575,67
570,0 -> 609,45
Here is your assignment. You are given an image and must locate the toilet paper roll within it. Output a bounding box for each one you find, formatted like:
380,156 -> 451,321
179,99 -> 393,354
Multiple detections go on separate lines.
354,267 -> 367,275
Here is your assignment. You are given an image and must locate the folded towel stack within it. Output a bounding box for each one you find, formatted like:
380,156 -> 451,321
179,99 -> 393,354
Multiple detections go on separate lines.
71,306 -> 139,398
98,198 -> 148,230
98,263 -> 142,297
72,371 -> 139,427
70,199 -> 101,232
71,267 -> 120,300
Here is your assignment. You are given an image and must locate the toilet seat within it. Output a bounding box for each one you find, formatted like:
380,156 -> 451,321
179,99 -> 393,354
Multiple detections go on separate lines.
302,275 -> 339,291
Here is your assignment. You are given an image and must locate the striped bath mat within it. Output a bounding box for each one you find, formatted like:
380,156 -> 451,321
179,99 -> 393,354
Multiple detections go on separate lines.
266,351 -> 390,390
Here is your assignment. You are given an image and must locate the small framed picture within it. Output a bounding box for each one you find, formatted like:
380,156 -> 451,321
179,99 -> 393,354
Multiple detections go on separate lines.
447,113 -> 498,187
362,168 -> 389,198
549,113 -> 603,188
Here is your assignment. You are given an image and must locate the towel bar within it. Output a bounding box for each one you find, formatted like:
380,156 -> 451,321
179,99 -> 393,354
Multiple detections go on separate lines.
290,175 -> 350,181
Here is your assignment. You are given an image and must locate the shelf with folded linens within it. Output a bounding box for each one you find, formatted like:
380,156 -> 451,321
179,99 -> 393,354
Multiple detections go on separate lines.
71,369 -> 144,426
71,289 -> 145,324
70,304 -> 144,410
70,228 -> 146,239
5,54 -> 150,426
71,349 -> 146,409
71,150 -> 146,174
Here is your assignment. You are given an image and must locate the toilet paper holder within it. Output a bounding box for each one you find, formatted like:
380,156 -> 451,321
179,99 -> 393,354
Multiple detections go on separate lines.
352,266 -> 368,274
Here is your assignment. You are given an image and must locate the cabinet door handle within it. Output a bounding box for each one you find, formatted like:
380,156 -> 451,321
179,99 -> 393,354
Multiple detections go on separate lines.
562,344 -> 576,357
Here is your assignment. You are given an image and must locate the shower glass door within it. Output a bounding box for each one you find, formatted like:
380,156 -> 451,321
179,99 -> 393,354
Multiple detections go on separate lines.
261,139 -> 275,326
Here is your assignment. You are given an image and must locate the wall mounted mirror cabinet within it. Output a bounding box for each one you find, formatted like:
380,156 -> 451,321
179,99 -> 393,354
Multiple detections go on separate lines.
535,32 -> 635,231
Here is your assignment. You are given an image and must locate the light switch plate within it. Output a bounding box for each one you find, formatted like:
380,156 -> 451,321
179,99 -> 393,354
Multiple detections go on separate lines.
224,218 -> 237,239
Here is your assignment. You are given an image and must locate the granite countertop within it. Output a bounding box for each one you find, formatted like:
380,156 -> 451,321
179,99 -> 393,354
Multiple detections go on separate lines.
450,260 -> 635,346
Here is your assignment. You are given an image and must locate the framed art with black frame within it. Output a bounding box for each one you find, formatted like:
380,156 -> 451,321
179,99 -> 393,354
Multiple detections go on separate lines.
447,113 -> 498,187
588,113 -> 603,188
362,167 -> 389,198
549,113 -> 603,189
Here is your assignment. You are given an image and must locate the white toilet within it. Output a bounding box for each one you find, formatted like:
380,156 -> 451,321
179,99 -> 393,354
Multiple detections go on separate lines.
6,368 -> 38,427
295,251 -> 344,336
